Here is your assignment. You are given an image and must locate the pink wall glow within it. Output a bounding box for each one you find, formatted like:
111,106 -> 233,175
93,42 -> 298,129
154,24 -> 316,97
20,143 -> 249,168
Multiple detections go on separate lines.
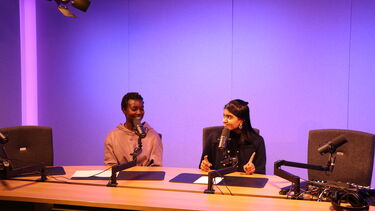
19,0 -> 38,125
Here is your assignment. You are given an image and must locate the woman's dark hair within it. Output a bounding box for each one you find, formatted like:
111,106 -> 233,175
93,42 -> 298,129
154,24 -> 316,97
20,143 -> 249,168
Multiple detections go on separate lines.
121,92 -> 143,110
224,99 -> 258,142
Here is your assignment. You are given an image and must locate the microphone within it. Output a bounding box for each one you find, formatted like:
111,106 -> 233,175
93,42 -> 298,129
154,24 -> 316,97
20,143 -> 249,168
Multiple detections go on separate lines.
146,159 -> 154,166
218,128 -> 230,151
0,132 -> 8,144
132,119 -> 146,138
318,135 -> 348,155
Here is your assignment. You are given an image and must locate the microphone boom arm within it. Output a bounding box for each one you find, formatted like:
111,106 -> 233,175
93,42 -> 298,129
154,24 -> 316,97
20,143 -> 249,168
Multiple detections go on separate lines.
204,165 -> 238,194
107,133 -> 145,187
274,160 -> 329,195
1,138 -> 46,181
107,160 -> 137,187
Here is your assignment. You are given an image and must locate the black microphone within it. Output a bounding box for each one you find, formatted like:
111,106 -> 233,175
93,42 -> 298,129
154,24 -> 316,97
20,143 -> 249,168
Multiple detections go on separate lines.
132,119 -> 146,138
218,128 -> 230,151
146,159 -> 154,166
0,132 -> 8,144
318,135 -> 348,154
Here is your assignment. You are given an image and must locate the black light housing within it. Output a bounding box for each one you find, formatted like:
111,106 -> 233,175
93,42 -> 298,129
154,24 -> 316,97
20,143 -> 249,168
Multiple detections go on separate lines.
53,0 -> 91,18
71,0 -> 90,12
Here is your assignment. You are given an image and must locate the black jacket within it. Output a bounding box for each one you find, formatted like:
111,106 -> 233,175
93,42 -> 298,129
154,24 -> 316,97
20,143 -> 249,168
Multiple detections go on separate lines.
199,127 -> 266,174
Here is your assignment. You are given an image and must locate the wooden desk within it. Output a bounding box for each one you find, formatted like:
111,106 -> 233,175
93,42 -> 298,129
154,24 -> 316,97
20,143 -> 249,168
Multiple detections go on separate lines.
46,166 -> 290,198
0,166 -> 372,210
0,178 -> 336,210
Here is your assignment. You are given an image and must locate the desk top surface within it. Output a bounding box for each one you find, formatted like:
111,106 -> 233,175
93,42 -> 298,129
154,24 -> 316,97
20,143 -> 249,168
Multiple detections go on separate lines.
0,166 -> 372,211
48,166 -> 290,198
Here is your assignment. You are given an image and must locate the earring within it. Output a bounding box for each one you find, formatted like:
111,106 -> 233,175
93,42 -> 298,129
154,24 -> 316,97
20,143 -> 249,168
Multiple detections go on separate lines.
239,122 -> 243,130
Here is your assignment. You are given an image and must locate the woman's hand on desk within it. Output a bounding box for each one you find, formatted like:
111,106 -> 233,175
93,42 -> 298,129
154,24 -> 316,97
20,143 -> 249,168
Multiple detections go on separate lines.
200,155 -> 212,172
243,152 -> 256,175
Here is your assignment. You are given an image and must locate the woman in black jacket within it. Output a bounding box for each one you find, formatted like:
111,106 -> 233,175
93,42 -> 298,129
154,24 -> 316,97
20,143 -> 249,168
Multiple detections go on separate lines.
199,99 -> 266,174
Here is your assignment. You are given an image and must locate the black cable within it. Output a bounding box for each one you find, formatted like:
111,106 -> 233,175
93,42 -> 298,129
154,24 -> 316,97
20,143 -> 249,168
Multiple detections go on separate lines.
87,166 -> 113,178
216,170 -> 233,196
49,175 -> 71,181
214,182 -> 224,195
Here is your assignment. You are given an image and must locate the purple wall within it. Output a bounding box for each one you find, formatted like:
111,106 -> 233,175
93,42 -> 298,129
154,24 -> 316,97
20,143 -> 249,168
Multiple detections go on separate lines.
128,0 -> 233,168
2,0 -> 375,184
36,0 -> 129,165
349,1 -> 375,133
0,0 -> 22,128
348,2 -> 375,185
233,0 -> 351,178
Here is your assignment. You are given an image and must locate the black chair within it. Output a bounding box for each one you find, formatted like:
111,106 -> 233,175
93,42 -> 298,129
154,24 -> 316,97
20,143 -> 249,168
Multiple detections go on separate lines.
0,126 -> 53,169
308,129 -> 375,186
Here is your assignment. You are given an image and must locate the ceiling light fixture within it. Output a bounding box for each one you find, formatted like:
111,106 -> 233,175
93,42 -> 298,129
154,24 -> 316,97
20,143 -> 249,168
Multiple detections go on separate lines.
51,0 -> 91,18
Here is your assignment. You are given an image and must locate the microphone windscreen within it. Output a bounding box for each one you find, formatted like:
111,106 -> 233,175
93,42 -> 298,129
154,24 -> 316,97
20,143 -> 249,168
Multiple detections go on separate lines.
330,135 -> 348,149
221,128 -> 230,137
132,119 -> 146,138
317,135 -> 348,154
132,119 -> 141,126
218,128 -> 230,150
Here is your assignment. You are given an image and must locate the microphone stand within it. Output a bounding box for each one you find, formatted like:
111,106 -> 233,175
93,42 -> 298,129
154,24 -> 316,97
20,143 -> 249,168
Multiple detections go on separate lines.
107,133 -> 144,187
130,134 -> 143,161
204,165 -> 237,194
204,148 -> 238,194
274,151 -> 337,197
0,143 -> 47,181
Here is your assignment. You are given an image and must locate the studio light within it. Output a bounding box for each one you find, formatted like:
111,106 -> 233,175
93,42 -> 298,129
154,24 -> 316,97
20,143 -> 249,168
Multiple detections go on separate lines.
52,0 -> 91,18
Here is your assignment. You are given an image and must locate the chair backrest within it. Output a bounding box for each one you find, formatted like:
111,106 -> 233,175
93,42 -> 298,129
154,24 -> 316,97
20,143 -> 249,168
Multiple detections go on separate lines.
202,126 -> 260,149
0,126 -> 53,168
308,129 -> 375,186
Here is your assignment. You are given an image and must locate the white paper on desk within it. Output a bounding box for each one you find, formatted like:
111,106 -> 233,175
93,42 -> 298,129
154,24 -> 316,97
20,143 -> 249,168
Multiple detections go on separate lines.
193,176 -> 223,184
71,170 -> 116,178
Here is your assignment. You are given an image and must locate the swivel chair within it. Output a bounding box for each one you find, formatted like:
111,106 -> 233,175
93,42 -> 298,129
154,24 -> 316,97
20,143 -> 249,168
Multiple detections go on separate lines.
0,126 -> 54,169
308,129 -> 375,186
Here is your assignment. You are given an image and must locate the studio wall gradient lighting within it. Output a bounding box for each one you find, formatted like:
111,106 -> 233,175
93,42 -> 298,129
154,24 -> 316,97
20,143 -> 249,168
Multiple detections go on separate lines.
19,0 -> 38,125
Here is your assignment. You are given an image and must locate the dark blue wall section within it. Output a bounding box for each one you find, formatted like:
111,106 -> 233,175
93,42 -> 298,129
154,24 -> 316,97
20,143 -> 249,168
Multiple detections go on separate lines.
0,0 -> 22,128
